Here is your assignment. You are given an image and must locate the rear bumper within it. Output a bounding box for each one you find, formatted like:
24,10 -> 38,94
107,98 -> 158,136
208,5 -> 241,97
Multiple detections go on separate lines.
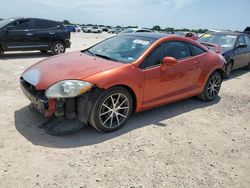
65,39 -> 71,48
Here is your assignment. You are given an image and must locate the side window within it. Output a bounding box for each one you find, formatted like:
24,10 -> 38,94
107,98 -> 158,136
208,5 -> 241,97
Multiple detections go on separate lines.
244,35 -> 250,46
33,19 -> 58,29
162,41 -> 191,60
12,19 -> 34,30
236,36 -> 245,46
140,46 -> 162,69
190,44 -> 206,56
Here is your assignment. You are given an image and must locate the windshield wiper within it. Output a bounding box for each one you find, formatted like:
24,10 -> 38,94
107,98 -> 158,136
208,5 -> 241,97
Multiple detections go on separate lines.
94,54 -> 118,62
83,49 -> 95,56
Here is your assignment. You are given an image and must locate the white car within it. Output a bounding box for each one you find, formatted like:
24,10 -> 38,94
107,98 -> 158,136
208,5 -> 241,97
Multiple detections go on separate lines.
90,26 -> 102,33
82,27 -> 91,33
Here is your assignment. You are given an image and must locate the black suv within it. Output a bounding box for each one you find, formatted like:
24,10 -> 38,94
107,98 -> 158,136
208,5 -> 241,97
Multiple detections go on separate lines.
0,18 -> 71,55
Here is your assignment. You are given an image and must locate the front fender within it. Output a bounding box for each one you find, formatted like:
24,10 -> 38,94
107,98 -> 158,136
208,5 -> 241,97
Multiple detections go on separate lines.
84,65 -> 145,112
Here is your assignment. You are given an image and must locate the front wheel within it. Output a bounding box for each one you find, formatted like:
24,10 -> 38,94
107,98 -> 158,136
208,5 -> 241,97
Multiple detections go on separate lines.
245,62 -> 250,70
51,41 -> 65,55
198,71 -> 222,101
223,62 -> 233,79
89,87 -> 133,132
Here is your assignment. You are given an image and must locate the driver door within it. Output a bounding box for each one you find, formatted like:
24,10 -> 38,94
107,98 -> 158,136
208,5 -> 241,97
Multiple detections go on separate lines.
234,35 -> 249,69
141,41 -> 199,109
5,19 -> 35,50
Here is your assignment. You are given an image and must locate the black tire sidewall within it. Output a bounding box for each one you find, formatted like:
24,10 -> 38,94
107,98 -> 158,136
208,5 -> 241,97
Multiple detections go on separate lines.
90,87 -> 133,132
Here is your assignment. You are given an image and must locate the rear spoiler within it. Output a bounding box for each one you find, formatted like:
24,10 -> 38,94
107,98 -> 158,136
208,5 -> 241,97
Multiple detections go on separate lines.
200,42 -> 221,53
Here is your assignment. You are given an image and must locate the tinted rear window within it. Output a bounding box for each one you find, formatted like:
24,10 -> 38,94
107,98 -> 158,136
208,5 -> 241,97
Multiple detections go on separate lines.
33,19 -> 60,29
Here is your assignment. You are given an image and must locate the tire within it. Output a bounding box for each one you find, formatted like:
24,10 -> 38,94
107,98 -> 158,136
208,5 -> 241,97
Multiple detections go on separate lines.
0,46 -> 3,56
51,41 -> 65,55
88,87 -> 133,132
198,71 -> 222,102
223,61 -> 233,79
40,50 -> 48,53
244,62 -> 250,70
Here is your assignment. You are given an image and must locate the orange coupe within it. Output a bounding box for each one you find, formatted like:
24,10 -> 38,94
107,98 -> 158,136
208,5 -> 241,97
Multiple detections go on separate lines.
20,33 -> 225,132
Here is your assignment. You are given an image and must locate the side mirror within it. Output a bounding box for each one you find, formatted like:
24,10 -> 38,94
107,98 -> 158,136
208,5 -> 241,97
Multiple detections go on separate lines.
161,57 -> 178,71
236,43 -> 247,48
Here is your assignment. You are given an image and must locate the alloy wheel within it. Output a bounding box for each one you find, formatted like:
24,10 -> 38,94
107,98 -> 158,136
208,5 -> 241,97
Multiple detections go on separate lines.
207,75 -> 221,99
99,93 -> 130,129
54,43 -> 64,54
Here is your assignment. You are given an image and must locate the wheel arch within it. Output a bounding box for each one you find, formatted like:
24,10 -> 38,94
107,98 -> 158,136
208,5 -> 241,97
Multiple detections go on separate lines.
0,43 -> 3,51
214,68 -> 224,78
110,84 -> 138,113
50,40 -> 66,49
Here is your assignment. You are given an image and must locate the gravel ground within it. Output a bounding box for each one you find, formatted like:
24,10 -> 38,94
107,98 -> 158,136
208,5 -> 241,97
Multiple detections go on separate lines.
0,33 -> 249,188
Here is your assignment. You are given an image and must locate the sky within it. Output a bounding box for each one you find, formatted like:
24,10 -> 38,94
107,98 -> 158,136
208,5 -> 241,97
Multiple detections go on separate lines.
0,0 -> 249,31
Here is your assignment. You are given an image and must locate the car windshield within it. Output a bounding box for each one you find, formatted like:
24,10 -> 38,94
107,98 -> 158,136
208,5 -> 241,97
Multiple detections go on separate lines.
197,33 -> 237,48
85,35 -> 155,63
0,19 -> 14,28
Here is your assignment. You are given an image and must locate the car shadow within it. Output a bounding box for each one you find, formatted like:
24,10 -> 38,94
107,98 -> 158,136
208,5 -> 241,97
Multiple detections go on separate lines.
14,97 -> 220,148
0,52 -> 51,60
224,68 -> 249,81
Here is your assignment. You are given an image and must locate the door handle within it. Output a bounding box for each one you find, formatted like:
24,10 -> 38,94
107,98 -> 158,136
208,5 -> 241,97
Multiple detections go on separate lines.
49,32 -> 55,35
26,33 -> 33,36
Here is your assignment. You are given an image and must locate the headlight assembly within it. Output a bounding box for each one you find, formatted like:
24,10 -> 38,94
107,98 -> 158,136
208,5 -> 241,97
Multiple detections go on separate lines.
45,80 -> 93,99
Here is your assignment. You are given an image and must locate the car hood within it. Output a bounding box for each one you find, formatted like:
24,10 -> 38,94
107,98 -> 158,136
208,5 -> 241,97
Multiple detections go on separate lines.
220,47 -> 233,54
22,51 -> 124,90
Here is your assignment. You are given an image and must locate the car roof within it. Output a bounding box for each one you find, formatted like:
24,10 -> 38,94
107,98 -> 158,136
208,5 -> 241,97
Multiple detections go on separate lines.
120,33 -> 169,40
206,31 -> 242,36
7,17 -> 59,22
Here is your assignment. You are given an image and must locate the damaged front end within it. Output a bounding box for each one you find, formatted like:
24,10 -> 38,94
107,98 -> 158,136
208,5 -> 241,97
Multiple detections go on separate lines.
20,77 -> 96,121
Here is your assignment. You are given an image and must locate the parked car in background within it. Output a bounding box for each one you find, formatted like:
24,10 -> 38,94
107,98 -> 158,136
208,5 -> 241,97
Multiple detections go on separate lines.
121,28 -> 153,34
90,26 -> 102,33
20,33 -> 224,133
108,28 -> 123,34
74,25 -> 82,32
244,27 -> 250,34
174,31 -> 198,40
0,18 -> 71,55
197,31 -> 250,78
82,26 -> 91,33
65,25 -> 76,32
102,27 -> 109,32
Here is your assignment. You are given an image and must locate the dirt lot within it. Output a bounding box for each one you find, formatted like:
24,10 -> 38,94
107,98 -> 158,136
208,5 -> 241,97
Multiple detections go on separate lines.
0,33 -> 249,188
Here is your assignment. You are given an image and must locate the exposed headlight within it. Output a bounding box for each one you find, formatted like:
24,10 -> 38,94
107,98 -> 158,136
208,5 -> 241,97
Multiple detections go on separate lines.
45,80 -> 93,99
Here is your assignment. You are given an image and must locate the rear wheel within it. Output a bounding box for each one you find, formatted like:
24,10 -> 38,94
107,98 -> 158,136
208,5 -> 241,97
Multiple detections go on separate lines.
0,46 -> 3,56
88,87 -> 133,132
51,41 -> 65,55
245,62 -> 250,70
223,61 -> 233,79
198,71 -> 222,101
